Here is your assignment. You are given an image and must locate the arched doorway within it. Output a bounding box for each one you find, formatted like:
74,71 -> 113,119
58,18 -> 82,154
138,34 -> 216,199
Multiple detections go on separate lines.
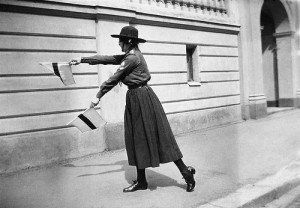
260,0 -> 294,113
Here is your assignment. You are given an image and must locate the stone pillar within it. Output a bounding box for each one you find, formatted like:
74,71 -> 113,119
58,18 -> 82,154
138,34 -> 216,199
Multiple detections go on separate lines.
94,18 -> 132,150
238,0 -> 267,119
291,31 -> 299,108
95,18 -> 130,123
296,1 -> 300,108
274,32 -> 296,107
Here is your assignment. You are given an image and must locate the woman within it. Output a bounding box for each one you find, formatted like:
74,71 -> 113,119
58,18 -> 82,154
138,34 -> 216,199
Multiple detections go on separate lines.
70,26 -> 196,192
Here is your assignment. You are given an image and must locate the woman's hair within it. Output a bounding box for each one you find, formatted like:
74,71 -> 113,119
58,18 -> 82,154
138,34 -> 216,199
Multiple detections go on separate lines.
119,37 -> 139,49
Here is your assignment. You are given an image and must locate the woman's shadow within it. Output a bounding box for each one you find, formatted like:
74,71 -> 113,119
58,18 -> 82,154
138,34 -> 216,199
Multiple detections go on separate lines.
63,160 -> 185,191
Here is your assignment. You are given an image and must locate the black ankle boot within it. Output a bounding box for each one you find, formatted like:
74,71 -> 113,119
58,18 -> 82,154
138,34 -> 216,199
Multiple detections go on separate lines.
181,166 -> 196,192
123,180 -> 148,192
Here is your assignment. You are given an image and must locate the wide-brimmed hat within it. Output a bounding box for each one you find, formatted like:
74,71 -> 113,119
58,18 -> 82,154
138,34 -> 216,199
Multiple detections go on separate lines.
111,26 -> 146,43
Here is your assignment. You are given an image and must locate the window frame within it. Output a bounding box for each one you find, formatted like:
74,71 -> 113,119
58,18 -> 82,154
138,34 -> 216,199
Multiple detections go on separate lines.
186,45 -> 201,87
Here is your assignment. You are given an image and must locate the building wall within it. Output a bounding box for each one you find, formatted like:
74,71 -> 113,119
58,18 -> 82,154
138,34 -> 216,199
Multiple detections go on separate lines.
0,4 -> 106,173
1,0 -> 242,174
140,24 -> 241,134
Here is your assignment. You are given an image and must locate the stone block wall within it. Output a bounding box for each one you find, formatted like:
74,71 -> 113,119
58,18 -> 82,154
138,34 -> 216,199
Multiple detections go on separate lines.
0,0 -> 242,174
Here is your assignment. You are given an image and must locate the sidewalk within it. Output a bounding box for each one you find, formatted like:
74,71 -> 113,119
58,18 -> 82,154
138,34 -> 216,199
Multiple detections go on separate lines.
1,109 -> 300,208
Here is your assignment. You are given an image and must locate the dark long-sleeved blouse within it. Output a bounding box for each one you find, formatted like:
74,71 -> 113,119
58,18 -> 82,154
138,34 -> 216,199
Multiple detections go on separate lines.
81,48 -> 151,99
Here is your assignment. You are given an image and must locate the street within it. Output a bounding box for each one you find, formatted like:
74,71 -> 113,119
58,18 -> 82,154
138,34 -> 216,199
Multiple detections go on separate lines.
1,109 -> 300,208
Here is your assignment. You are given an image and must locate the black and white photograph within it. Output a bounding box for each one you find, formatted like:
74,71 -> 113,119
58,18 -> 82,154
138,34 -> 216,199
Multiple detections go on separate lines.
0,0 -> 300,207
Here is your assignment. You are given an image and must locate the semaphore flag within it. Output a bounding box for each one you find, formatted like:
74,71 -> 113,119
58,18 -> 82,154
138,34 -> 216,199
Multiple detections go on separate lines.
39,62 -> 76,86
67,108 -> 105,132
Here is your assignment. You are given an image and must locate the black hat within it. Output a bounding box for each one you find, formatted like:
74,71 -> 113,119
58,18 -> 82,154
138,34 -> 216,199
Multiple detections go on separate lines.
111,26 -> 146,43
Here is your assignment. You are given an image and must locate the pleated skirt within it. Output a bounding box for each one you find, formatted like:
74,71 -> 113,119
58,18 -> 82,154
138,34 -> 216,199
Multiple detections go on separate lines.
124,85 -> 183,169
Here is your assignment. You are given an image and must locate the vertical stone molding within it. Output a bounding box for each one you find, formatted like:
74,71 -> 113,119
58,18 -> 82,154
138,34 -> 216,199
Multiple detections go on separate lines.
297,90 -> 300,108
273,32 -> 295,107
249,94 -> 268,119
238,0 -> 267,120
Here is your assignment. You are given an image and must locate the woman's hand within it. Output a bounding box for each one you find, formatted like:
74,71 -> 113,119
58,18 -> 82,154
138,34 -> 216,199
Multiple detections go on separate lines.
89,97 -> 100,108
89,102 -> 96,109
69,57 -> 81,65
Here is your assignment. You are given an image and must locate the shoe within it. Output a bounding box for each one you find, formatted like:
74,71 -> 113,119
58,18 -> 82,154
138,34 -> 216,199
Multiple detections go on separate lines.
123,180 -> 148,192
182,166 -> 196,192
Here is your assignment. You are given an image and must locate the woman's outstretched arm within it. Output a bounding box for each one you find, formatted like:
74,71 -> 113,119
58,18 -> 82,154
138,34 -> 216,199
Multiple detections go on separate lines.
70,54 -> 126,65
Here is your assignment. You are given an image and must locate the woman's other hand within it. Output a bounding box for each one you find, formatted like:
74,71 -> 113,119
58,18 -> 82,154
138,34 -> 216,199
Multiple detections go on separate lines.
69,57 -> 81,65
89,97 -> 100,108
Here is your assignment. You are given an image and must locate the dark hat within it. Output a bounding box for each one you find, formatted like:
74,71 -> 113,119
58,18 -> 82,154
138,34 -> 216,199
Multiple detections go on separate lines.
111,26 -> 146,43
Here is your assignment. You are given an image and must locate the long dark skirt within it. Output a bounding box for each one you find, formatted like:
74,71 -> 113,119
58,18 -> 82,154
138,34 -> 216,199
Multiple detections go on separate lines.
124,85 -> 183,169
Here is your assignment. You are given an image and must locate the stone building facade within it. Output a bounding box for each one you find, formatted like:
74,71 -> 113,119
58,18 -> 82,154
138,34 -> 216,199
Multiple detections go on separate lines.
0,0 -> 299,174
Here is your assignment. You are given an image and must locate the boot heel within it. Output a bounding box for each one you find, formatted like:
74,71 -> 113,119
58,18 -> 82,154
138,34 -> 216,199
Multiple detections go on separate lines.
188,167 -> 196,175
184,166 -> 196,192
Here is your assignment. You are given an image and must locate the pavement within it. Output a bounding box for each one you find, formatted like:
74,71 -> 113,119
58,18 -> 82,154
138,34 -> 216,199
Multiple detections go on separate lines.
1,108 -> 300,208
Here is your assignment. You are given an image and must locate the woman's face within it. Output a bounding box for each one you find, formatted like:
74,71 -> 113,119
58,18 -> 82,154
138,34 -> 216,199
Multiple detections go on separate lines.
119,38 -> 129,52
119,39 -> 125,52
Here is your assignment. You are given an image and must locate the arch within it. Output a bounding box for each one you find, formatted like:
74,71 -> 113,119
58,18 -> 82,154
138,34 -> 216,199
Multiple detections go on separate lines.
260,0 -> 295,108
279,0 -> 296,32
258,0 -> 295,32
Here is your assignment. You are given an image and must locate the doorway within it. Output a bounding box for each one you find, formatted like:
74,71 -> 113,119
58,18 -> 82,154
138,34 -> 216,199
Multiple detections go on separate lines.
260,0 -> 294,114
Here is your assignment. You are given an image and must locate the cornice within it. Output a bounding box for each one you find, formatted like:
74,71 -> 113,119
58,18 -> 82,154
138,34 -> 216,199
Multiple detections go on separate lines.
0,0 -> 240,34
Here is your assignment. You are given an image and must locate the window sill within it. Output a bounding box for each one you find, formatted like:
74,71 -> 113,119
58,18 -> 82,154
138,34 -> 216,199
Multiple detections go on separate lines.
187,81 -> 201,87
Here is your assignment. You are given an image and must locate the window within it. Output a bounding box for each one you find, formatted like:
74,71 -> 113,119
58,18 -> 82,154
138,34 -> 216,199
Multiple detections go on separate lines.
186,45 -> 201,86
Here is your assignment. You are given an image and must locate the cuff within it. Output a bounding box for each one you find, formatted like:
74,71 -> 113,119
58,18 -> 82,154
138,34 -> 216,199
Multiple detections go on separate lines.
91,97 -> 100,104
81,57 -> 89,63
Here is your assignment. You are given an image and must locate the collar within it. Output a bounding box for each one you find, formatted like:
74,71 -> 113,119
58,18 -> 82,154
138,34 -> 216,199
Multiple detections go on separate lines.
125,48 -> 136,55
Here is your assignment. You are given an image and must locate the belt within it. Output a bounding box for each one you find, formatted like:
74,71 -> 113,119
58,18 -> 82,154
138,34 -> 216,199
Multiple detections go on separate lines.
128,83 -> 148,90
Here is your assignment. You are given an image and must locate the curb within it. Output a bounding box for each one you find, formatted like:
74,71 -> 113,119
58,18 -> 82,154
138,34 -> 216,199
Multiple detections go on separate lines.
262,184 -> 300,208
198,159 -> 300,208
